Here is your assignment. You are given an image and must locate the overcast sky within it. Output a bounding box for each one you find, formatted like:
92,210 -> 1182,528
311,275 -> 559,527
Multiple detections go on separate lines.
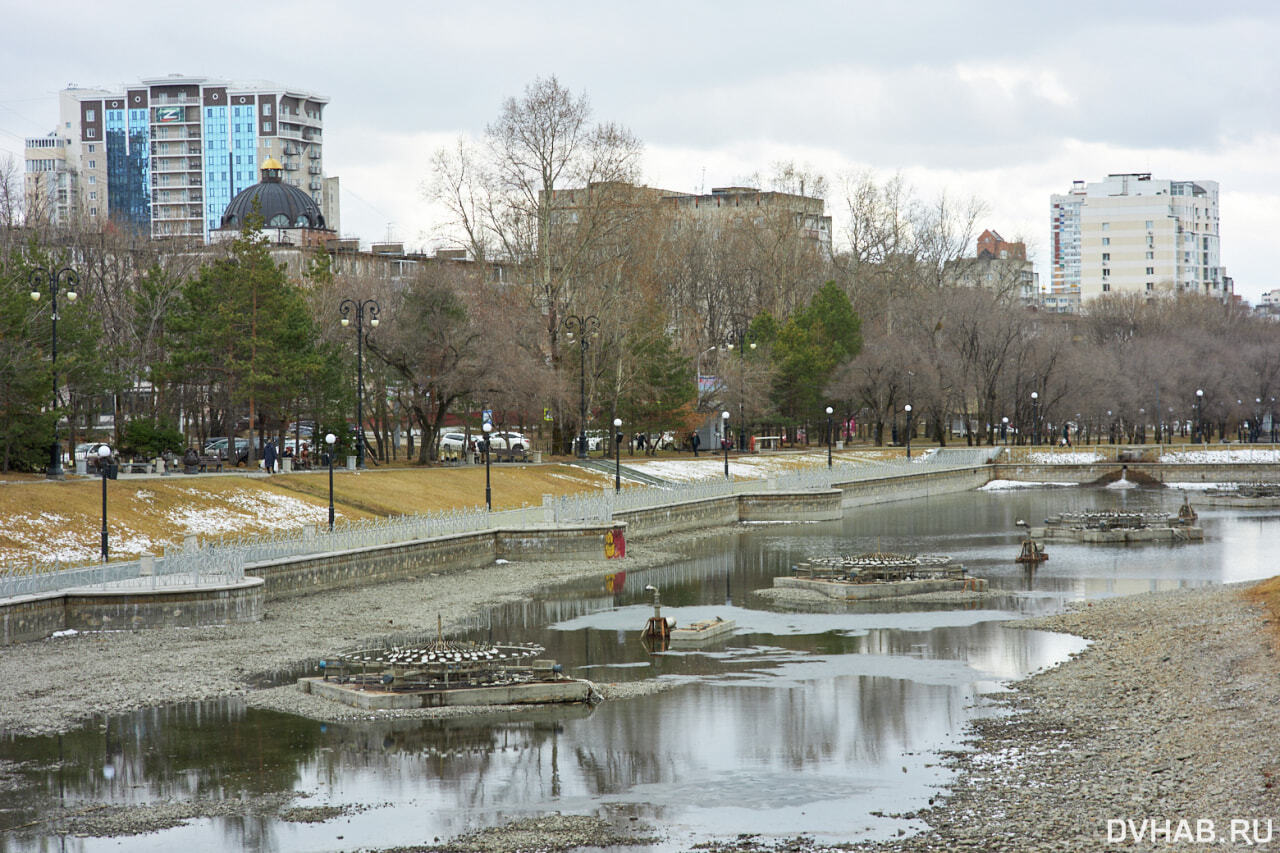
2,1 -> 1277,300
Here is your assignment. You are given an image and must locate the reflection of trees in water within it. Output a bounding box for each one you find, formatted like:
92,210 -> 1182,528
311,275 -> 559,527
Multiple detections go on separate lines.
0,698 -> 320,838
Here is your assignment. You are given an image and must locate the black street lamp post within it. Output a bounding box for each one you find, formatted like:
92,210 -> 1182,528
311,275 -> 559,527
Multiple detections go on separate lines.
324,433 -> 336,531
29,266 -> 79,478
97,444 -> 111,562
721,410 -> 730,479
562,314 -> 600,459
728,334 -> 757,451
613,417 -> 622,492
1002,416 -> 1009,446
825,406 -> 834,468
1195,389 -> 1205,445
1030,391 -> 1039,446
339,298 -> 380,469
1255,398 -> 1263,443
904,404 -> 913,458
482,422 -> 493,510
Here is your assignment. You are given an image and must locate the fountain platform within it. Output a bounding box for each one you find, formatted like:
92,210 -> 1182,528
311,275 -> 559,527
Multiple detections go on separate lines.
772,553 -> 987,600
1031,510 -> 1202,543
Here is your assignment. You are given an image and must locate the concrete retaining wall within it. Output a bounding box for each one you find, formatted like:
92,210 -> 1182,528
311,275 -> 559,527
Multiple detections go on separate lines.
1,594 -> 68,646
615,496 -> 740,537
64,579 -> 265,631
834,467 -> 992,507
990,463 -> 1280,484
0,579 -> 265,646
739,490 -> 843,522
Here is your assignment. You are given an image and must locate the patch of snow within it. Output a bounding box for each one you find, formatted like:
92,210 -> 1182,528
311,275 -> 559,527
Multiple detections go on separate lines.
494,558 -> 510,565
629,451 -> 846,483
1163,481 -> 1239,491
1025,451 -> 1102,464
981,480 -> 1079,491
166,489 -> 334,536
50,629 -> 78,638
1160,449 -> 1280,464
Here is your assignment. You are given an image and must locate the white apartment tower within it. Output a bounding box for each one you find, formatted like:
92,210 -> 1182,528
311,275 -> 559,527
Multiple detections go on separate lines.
24,75 -> 337,241
1050,173 -> 1226,303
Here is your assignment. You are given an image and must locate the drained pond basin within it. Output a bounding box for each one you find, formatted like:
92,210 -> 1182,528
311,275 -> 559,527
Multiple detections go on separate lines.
2,484 -> 1276,852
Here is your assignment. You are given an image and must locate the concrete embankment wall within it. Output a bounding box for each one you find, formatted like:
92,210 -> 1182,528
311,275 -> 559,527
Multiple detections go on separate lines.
835,467 -> 992,507
990,463 -> 1280,484
52,460 -> 1280,645
1,579 -> 265,646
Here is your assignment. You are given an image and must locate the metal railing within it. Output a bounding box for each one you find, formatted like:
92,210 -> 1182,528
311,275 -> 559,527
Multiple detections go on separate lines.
1,454 -> 1005,600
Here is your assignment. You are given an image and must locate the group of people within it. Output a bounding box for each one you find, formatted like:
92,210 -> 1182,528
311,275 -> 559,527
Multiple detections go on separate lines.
261,439 -> 311,473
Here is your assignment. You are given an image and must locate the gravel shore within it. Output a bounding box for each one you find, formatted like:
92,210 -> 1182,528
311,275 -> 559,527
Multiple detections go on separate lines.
6,532 -> 1279,851
0,537 -> 699,737
850,583 -> 1280,852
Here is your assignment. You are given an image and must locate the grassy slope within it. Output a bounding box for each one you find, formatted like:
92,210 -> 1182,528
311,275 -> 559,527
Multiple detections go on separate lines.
0,464 -> 613,566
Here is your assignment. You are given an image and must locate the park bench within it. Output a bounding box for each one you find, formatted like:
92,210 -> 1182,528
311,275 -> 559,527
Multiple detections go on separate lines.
120,459 -> 154,474
491,446 -> 529,463
196,455 -> 224,473
754,435 -> 782,451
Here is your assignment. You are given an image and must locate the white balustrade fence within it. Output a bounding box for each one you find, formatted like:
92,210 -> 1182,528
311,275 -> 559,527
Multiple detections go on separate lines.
2,452 -> 999,600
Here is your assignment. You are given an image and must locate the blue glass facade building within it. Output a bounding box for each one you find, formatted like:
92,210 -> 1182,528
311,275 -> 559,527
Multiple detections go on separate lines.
203,104 -> 230,234
103,101 -> 151,230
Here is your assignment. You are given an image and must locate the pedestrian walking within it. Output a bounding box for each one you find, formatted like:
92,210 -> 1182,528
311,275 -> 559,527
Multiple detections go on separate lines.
263,439 -> 278,474
691,430 -> 701,457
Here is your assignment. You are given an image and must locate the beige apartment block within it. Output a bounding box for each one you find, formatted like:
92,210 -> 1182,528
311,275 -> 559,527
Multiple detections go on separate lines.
1053,173 -> 1226,304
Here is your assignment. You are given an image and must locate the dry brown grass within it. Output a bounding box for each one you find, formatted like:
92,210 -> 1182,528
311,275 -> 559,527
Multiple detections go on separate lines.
0,447 -> 906,568
0,464 -> 615,567
1244,576 -> 1280,649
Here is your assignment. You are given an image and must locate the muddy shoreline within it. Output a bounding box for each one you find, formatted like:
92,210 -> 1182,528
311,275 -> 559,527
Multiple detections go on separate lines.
850,583 -> 1280,852
5,532 -> 1279,850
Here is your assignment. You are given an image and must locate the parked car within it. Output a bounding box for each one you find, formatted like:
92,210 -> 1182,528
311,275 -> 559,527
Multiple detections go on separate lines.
73,442 -> 112,472
438,431 -> 475,456
487,431 -> 529,452
204,437 -> 250,465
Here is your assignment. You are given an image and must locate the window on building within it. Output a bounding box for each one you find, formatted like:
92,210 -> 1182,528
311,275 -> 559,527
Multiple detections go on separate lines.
1101,222 -> 1110,230
86,109 -> 95,121
1102,253 -> 1110,261
89,191 -> 96,200
1146,251 -> 1154,260
1102,268 -> 1110,277
87,144 -> 96,153
89,207 -> 97,216
263,103 -> 272,116
1102,237 -> 1110,246
88,175 -> 95,184
1102,282 -> 1111,292
86,128 -> 95,138
1146,282 -> 1154,292
1146,267 -> 1154,275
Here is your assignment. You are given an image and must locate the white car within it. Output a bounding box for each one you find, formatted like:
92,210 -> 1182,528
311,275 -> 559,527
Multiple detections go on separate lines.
486,431 -> 529,452
438,432 -> 475,455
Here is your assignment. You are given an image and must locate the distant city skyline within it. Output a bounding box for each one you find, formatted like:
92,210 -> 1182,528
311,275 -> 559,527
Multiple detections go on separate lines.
2,1 -> 1276,302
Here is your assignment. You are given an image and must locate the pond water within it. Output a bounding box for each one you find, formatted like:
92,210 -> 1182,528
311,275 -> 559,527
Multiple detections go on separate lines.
3,485 -> 1276,852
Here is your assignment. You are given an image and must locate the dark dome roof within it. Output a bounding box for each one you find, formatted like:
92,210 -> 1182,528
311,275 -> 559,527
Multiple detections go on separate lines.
221,159 -> 326,230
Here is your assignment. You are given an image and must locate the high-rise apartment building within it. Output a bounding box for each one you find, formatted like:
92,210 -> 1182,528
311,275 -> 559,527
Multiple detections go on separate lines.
24,75 -> 336,241
1050,173 -> 1226,303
